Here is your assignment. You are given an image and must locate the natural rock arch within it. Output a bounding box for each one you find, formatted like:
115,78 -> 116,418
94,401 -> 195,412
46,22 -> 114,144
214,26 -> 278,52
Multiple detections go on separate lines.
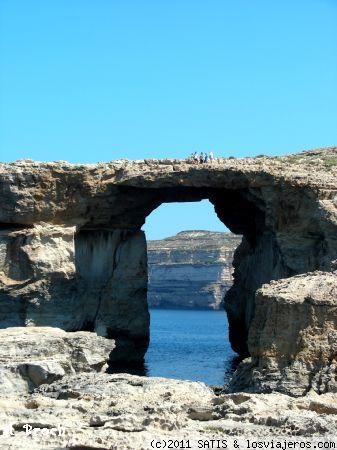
129,185 -> 275,357
1,151 -> 337,394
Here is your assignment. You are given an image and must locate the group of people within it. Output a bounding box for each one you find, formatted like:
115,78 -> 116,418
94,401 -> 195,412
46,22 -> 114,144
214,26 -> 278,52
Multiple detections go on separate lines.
188,151 -> 215,164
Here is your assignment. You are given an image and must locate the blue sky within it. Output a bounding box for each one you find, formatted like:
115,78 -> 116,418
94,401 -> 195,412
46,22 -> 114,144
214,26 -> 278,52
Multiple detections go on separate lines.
0,1 -> 336,239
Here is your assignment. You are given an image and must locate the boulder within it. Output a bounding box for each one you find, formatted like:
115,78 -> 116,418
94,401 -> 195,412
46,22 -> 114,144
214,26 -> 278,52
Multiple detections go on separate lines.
229,272 -> 337,396
0,327 -> 115,394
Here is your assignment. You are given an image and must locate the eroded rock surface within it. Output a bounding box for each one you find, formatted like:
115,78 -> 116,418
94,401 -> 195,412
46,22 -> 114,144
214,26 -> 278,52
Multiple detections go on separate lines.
0,225 -> 148,362
0,372 -> 336,449
147,231 -> 241,309
0,327 -> 115,395
229,272 -> 337,396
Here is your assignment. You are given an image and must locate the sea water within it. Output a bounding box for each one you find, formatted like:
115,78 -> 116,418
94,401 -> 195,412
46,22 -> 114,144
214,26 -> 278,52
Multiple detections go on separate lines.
145,309 -> 239,386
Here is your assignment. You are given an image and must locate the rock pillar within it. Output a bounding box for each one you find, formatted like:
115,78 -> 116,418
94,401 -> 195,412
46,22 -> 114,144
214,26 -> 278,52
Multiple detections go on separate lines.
0,225 -> 149,362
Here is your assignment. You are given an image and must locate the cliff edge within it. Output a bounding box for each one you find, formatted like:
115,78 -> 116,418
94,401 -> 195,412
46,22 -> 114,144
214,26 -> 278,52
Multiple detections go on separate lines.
147,231 -> 241,309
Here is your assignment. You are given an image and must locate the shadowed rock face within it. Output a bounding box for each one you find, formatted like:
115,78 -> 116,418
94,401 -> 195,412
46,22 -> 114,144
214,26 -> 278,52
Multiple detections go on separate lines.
1,148 -> 337,390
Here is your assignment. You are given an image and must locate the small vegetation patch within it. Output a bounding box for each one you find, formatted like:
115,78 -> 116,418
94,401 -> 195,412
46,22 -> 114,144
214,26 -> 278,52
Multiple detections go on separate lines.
71,165 -> 86,170
285,155 -> 305,164
322,156 -> 337,168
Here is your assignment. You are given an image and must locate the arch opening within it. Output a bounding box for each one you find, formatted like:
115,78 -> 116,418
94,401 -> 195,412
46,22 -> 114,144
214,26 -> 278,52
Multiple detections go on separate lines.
137,186 -> 269,358
142,199 -> 242,384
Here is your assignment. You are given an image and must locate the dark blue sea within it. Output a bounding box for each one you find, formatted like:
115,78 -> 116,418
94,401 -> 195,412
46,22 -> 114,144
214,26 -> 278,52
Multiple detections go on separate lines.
145,309 -> 239,386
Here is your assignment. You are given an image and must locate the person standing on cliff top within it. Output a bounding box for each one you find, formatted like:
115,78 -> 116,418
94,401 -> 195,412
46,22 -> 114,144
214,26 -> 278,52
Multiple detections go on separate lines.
209,151 -> 214,162
189,152 -> 197,163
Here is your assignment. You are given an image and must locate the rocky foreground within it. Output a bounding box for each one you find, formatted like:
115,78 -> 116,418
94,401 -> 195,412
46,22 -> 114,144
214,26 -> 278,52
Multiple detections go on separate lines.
1,327 -> 336,449
147,231 -> 241,309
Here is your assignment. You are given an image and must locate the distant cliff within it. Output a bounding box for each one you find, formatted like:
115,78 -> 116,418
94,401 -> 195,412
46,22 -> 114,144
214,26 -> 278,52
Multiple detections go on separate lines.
147,231 -> 241,309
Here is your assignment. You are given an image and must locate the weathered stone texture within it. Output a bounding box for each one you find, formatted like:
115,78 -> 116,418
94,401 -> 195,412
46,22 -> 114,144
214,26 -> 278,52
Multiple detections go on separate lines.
229,272 -> 337,396
1,371 -> 337,448
0,225 -> 149,361
1,325 -> 337,448
0,326 -> 115,395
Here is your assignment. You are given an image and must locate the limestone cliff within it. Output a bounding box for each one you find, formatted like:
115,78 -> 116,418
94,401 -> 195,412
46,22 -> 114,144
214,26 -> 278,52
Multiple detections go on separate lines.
1,147 -> 337,396
0,225 -> 148,362
147,231 -> 241,309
